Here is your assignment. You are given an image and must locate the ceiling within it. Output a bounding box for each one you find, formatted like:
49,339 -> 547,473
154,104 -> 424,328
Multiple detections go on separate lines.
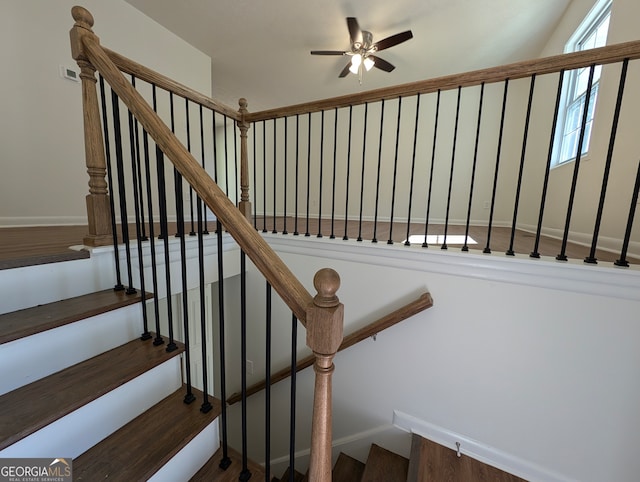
124,0 -> 571,112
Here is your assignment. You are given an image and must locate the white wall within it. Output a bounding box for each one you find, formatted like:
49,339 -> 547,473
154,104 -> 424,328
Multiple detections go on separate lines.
226,234 -> 640,481
0,0 -> 212,226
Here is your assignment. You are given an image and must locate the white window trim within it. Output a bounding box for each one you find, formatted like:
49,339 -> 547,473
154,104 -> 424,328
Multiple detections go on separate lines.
552,0 -> 612,168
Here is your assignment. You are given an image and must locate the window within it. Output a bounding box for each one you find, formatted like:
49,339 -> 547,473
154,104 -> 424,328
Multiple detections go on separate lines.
554,0 -> 611,166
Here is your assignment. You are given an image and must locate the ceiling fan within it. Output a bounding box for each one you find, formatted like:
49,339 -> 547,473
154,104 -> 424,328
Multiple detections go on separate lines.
311,17 -> 413,80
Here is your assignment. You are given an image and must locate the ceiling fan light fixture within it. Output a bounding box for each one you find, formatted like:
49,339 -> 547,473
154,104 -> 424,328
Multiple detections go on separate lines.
363,56 -> 375,71
349,53 -> 362,74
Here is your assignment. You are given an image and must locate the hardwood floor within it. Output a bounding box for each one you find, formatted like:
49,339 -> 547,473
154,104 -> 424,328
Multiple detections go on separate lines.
1,217 -> 636,270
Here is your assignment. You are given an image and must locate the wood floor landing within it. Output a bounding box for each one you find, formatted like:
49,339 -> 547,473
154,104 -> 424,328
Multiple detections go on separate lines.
0,225 -> 90,270
1,219 -> 636,271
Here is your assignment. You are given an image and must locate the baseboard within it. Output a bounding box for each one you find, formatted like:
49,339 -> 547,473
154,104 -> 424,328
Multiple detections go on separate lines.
393,410 -> 576,482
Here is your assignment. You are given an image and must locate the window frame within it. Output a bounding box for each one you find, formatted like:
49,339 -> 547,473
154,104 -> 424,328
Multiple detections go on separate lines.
552,0 -> 612,168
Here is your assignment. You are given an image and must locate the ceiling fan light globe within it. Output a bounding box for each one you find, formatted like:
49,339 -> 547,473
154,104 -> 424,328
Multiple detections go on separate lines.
363,57 -> 375,71
351,53 -> 362,67
349,63 -> 360,75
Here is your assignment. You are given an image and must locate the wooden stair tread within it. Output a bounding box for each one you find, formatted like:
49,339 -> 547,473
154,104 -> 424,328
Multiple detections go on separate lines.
279,467 -> 306,482
0,249 -> 89,271
0,289 -> 148,345
360,444 -> 409,482
190,445 -> 266,481
0,337 -> 183,450
74,386 -> 219,481
406,434 -> 526,482
332,452 -> 365,482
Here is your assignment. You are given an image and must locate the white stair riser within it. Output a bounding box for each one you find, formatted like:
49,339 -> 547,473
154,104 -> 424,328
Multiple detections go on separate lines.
0,357 -> 182,459
0,305 -> 143,396
149,421 -> 220,482
0,255 -> 116,315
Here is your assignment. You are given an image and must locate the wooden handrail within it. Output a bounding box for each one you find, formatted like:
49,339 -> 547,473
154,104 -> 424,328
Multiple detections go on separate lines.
227,291 -> 433,405
103,47 -> 240,121
246,39 -> 640,122
70,7 -> 313,323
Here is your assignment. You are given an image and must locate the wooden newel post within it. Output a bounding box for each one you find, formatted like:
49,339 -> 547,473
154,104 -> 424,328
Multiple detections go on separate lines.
237,98 -> 252,220
307,268 -> 344,482
70,6 -> 112,246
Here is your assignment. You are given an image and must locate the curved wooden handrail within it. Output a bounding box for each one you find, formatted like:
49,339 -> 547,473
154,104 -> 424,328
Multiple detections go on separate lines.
103,47 -> 240,121
246,39 -> 640,122
227,291 -> 433,405
72,12 -> 313,323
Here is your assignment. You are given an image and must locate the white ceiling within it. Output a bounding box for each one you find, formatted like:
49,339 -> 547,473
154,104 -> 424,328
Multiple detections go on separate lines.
124,0 -> 571,112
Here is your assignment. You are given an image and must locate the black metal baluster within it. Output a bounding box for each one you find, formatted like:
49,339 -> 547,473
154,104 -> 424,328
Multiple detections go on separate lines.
126,106 -> 150,339
507,75 -> 537,256
130,76 -> 148,241
155,120 -> 178,352
483,80 -> 510,254
344,106 -> 354,241
294,115 -> 300,236
372,100 -> 386,243
330,108 -> 338,239
239,251 -> 251,482
283,117 -> 289,235
110,91 -> 136,294
98,76 -> 124,291
557,65 -> 596,261
263,120 -> 268,233
586,59 -> 629,264
357,103 -> 369,242
216,219 -> 232,469
404,95 -> 422,246
185,99 -> 196,237
265,282 -> 272,481
442,87 -> 462,251
170,94 -> 181,238
148,85 -> 164,346
463,83 -> 485,252
252,124 -> 258,229
289,313 -> 298,479
273,118 -> 278,234
200,105 -> 209,234
224,115 -> 231,203
175,169 -> 195,404
234,120 -> 240,206
196,196 -> 212,412
317,110 -> 325,238
305,113 -> 312,237
531,71 -> 565,259
422,90 -> 441,248
388,97 -> 403,244
615,161 -> 640,267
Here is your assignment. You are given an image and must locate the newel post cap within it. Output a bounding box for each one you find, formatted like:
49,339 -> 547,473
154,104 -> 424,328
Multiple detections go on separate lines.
72,6 -> 94,30
306,268 -> 344,355
70,6 -> 99,61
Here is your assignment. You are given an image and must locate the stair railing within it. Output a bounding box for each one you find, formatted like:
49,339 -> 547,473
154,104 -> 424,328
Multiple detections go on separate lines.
244,40 -> 640,265
70,7 -> 340,481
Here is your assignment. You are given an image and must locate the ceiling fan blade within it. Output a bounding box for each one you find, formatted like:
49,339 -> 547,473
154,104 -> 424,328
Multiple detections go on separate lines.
310,50 -> 347,55
373,30 -> 413,51
369,55 -> 395,72
346,17 -> 363,46
339,62 -> 352,78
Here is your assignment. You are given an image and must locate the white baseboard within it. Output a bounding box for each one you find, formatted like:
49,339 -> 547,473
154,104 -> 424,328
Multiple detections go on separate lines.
393,410 -> 576,482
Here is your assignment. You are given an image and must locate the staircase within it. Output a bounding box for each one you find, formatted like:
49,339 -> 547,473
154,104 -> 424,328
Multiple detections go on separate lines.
272,435 -> 527,482
0,254 -> 223,480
